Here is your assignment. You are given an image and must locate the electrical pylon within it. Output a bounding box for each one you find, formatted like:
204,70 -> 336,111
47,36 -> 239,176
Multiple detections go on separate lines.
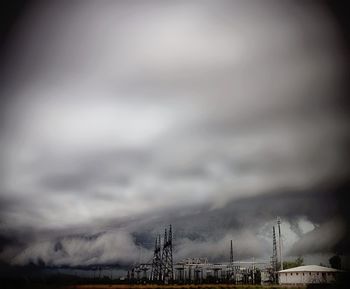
271,226 -> 278,283
161,225 -> 174,283
230,239 -> 234,264
277,217 -> 283,270
151,234 -> 162,281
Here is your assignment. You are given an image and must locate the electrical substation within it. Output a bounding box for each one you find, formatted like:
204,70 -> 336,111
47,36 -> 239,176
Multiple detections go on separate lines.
127,219 -> 284,285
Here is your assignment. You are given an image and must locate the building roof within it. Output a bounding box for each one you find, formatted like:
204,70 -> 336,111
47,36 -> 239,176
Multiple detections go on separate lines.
278,265 -> 340,273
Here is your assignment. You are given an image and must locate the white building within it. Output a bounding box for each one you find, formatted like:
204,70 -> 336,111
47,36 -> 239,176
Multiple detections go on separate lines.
278,265 -> 340,284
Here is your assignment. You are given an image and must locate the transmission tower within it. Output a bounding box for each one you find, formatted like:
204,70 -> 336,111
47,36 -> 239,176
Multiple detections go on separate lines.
161,227 -> 167,282
271,226 -> 278,283
230,239 -> 234,264
228,239 -> 235,282
161,225 -> 174,283
277,217 -> 283,270
151,234 -> 162,281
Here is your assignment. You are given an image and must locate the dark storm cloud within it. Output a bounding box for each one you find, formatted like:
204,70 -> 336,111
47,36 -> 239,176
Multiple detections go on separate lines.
6,231 -> 146,267
1,185 -> 345,266
0,0 -> 349,267
288,218 -> 346,256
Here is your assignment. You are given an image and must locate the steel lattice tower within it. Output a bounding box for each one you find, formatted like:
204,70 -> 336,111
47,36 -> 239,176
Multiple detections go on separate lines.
168,225 -> 174,274
230,239 -> 234,264
272,226 -> 278,273
277,217 -> 283,270
227,239 -> 235,281
161,227 -> 167,281
161,225 -> 174,283
151,234 -> 162,281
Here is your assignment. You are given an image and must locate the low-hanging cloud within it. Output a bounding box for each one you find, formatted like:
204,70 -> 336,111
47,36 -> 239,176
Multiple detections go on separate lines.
288,218 -> 346,257
0,186 -> 347,267
7,231 -> 149,267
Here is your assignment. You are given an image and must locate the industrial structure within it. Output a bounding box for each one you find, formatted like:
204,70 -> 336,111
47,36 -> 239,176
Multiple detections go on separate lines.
173,257 -> 268,284
127,220 -> 284,285
129,225 -> 174,284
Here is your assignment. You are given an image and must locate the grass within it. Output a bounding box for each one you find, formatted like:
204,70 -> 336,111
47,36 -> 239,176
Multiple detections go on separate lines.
66,285 -> 306,289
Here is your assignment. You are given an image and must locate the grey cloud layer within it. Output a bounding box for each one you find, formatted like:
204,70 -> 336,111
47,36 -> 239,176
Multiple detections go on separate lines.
9,231 -> 145,267
0,187 -> 345,266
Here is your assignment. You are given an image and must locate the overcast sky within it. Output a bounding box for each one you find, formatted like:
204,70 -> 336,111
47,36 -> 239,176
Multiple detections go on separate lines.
0,0 -> 349,270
